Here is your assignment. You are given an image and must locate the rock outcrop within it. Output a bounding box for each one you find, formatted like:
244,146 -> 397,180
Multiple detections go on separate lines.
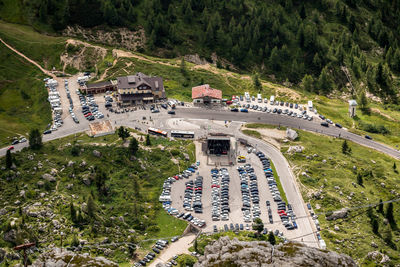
194,237 -> 356,267
31,247 -> 118,267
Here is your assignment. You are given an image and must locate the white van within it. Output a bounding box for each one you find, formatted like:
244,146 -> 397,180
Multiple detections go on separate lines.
270,95 -> 275,105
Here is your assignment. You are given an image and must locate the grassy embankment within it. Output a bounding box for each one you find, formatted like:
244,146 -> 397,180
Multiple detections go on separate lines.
0,45 -> 51,147
0,130 -> 194,265
244,124 -> 400,264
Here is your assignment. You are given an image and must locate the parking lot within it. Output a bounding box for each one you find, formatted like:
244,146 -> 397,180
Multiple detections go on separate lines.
167,141 -> 303,239
230,95 -> 320,122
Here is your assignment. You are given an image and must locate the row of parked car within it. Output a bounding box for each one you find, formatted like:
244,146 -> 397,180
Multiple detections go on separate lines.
253,150 -> 298,230
211,168 -> 231,221
237,163 -> 261,223
44,78 -> 63,133
183,176 -> 203,213
63,80 -> 79,124
77,91 -> 104,121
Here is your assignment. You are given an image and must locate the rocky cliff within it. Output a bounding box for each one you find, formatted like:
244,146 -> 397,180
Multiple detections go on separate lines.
194,236 -> 356,267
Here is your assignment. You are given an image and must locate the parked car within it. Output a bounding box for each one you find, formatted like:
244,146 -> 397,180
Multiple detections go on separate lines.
335,123 -> 342,128
168,111 -> 176,115
365,135 -> 373,140
240,109 -> 248,113
320,122 -> 329,127
7,146 -> 14,151
231,108 -> 239,112
43,130 -> 52,134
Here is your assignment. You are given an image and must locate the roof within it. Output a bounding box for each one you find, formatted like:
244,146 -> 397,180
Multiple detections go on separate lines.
117,73 -> 164,92
207,136 -> 230,141
192,84 -> 222,100
348,100 -> 358,106
86,81 -> 113,89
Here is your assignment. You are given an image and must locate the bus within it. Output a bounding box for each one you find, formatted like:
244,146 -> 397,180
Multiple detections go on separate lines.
148,127 -> 168,137
171,130 -> 195,138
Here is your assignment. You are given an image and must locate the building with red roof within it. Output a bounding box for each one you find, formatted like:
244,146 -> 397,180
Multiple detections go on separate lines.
192,84 -> 222,105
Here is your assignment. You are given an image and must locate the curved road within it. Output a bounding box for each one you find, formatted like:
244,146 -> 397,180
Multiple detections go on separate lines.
177,108 -> 400,159
1,107 -> 400,160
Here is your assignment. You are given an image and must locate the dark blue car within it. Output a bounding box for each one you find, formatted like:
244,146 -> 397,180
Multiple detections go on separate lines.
240,108 -> 248,113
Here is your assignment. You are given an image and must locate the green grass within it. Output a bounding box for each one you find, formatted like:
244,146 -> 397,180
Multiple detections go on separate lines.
0,45 -> 51,147
282,130 -> 400,264
270,161 -> 288,204
0,130 -> 195,264
313,96 -> 400,149
242,129 -> 262,139
246,123 -> 287,131
0,21 -> 66,70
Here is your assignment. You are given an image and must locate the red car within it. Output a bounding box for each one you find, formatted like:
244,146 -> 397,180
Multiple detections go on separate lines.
8,146 -> 14,151
84,113 -> 92,117
211,184 -> 220,188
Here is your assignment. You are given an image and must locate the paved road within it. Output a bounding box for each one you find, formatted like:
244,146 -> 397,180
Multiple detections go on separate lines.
2,106 -> 400,160
176,108 -> 400,159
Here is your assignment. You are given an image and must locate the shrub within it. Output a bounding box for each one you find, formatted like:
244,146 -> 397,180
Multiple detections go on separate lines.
359,122 -> 390,135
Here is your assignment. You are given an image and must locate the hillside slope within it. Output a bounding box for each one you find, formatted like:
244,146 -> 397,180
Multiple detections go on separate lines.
1,0 -> 400,102
0,130 -> 194,265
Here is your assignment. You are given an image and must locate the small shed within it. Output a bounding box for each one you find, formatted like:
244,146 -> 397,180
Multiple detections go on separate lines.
348,100 -> 357,117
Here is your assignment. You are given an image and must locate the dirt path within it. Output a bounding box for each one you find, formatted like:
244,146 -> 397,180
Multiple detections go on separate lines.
0,37 -> 56,78
149,234 -> 196,267
113,48 -> 176,68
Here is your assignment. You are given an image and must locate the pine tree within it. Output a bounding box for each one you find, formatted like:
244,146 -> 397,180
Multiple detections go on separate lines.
358,91 -> 369,113
5,149 -> 12,169
393,162 -> 398,173
318,67 -> 333,94
180,57 -> 187,77
342,140 -> 350,154
356,173 -> 363,186
268,231 -> 276,245
146,134 -> 151,146
371,217 -> 379,234
252,73 -> 262,92
129,137 -> 139,156
252,218 -> 264,237
302,74 -> 314,92
29,129 -> 42,150
70,202 -> 76,223
87,195 -> 95,218
118,126 -> 130,140
300,3 -> 306,19
385,202 -> 396,226
378,199 -> 384,214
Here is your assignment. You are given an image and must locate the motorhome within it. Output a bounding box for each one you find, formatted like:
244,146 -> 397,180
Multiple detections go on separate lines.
244,92 -> 250,102
308,100 -> 313,110
257,94 -> 262,103
270,95 -> 275,105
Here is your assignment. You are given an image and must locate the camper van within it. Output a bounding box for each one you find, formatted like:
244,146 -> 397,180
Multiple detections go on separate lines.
308,100 -> 313,111
270,95 -> 275,105
257,94 -> 262,103
77,76 -> 89,83
244,92 -> 250,102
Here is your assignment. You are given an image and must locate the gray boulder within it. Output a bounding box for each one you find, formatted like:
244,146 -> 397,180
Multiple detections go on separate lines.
0,209 -> 7,216
286,128 -> 298,140
0,248 -> 5,263
326,208 -> 349,221
42,173 -> 56,182
3,229 -> 17,243
93,150 -> 102,157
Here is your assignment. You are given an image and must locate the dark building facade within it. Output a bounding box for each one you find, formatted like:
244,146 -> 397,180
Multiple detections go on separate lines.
117,73 -> 166,106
